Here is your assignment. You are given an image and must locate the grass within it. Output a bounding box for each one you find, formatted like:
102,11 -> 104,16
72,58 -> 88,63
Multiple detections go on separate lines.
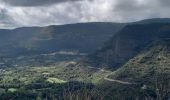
0,61 -> 108,86
0,61 -> 116,99
8,88 -> 18,93
90,70 -> 109,84
46,77 -> 67,84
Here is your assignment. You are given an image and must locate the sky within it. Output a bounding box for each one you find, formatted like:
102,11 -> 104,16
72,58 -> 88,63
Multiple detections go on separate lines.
0,0 -> 170,28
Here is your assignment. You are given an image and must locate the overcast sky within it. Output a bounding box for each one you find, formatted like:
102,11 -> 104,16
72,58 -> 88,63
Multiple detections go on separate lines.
0,0 -> 170,28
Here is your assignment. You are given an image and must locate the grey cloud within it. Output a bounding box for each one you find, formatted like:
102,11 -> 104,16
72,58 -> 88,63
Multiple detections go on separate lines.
0,8 -> 19,28
159,0 -> 170,6
1,0 -> 170,29
2,0 -> 82,6
110,0 -> 170,22
157,0 -> 170,10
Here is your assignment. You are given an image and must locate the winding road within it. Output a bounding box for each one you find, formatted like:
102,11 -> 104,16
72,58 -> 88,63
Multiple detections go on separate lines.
104,77 -> 135,85
87,66 -> 136,85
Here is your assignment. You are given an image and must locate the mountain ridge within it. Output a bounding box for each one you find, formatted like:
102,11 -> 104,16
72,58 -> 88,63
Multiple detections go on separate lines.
0,22 -> 125,57
84,22 -> 170,69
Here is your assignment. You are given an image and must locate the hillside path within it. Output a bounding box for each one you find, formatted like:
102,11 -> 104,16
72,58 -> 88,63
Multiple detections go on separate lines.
87,66 -> 136,85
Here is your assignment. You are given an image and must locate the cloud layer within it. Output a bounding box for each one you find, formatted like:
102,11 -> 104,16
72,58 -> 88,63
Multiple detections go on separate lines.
0,0 -> 170,28
3,0 -> 81,6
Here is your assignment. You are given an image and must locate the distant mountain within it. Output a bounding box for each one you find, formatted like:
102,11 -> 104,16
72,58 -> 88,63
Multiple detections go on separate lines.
0,22 -> 125,57
85,23 -> 170,69
135,18 -> 170,24
2,18 -> 170,65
